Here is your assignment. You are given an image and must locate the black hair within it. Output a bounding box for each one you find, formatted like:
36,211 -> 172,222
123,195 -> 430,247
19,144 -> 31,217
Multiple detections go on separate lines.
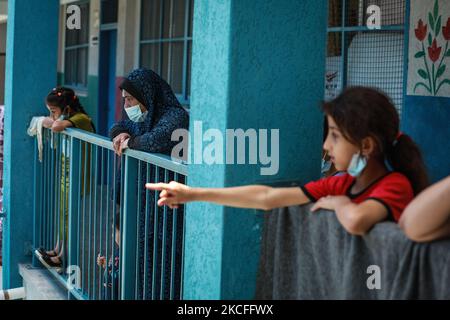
46,87 -> 88,115
322,86 -> 429,195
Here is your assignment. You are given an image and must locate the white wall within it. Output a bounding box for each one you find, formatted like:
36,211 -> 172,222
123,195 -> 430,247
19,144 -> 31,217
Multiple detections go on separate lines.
116,0 -> 139,77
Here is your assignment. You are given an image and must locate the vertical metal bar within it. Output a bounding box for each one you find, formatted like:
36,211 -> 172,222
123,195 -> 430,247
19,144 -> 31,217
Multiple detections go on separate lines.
49,130 -> 53,250
76,141 -> 82,295
121,156 -> 139,300
68,137 -> 81,291
99,147 -> 104,300
43,130 -> 49,251
56,133 -> 61,259
82,142 -> 88,296
151,166 -> 160,299
158,0 -> 164,75
50,133 -> 55,252
62,135 -> 68,271
41,133 -> 46,251
182,0 -> 190,100
93,146 -> 98,299
111,153 -> 117,300
47,130 -> 51,251
104,150 -> 111,300
135,161 -> 142,299
32,137 -> 42,267
167,0 -> 174,85
143,164 -> 151,299
169,172 -> 179,299
118,154 -> 126,298
341,0 -> 348,88
180,175 -> 187,299
81,142 -> 90,294
160,169 -> 168,299
88,144 -> 94,299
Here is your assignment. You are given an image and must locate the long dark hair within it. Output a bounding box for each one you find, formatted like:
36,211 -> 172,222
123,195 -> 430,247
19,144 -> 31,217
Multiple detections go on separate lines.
322,86 -> 429,195
46,87 -> 88,115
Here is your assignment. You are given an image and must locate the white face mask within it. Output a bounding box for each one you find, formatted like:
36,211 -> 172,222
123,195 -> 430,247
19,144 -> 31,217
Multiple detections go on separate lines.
347,152 -> 368,177
125,104 -> 146,122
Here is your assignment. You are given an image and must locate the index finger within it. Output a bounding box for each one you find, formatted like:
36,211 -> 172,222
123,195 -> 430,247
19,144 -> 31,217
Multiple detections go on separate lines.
145,182 -> 172,191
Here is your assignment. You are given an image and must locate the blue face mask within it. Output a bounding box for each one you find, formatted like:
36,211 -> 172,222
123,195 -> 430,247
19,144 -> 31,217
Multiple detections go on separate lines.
321,152 -> 332,175
321,159 -> 332,174
125,104 -> 146,122
58,107 -> 70,121
347,153 -> 367,177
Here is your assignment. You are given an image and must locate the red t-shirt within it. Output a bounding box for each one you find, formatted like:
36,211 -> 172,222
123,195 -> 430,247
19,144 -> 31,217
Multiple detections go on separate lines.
300,172 -> 414,221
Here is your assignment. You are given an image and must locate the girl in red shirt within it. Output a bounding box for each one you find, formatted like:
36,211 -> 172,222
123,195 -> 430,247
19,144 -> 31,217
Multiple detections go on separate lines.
146,87 -> 429,235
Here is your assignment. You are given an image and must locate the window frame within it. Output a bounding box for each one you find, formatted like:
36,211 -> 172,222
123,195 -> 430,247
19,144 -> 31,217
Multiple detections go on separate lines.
138,0 -> 193,106
63,0 -> 90,92
326,0 -> 409,117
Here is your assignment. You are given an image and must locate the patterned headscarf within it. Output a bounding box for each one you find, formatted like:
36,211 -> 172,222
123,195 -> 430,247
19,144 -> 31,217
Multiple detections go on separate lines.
119,68 -> 183,125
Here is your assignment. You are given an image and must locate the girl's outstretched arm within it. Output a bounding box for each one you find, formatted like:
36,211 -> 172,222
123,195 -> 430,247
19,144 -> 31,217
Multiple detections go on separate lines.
399,176 -> 450,242
145,181 -> 310,211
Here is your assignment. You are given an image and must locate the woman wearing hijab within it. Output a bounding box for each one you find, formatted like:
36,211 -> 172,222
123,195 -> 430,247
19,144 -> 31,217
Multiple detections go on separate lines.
109,68 -> 188,299
109,68 -> 189,156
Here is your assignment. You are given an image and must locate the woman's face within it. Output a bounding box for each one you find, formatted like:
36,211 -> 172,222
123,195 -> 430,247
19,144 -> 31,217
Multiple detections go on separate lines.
122,89 -> 139,108
122,90 -> 146,112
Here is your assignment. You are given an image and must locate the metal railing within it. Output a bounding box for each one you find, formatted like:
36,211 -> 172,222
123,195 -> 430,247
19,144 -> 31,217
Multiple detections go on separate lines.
33,127 -> 187,300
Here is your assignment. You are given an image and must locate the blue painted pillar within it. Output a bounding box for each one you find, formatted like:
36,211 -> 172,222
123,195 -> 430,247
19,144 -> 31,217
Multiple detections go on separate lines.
402,96 -> 450,182
3,0 -> 59,289
184,0 -> 328,299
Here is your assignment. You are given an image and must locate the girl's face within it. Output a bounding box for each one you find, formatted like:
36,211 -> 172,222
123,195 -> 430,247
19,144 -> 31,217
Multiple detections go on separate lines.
47,104 -> 63,120
323,115 -> 360,172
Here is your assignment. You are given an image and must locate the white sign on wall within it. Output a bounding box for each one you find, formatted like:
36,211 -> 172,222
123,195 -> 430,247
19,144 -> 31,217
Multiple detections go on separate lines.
407,0 -> 450,97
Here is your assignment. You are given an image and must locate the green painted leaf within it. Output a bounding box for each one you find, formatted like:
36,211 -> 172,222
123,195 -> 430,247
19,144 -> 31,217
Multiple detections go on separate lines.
418,69 -> 429,79
436,79 -> 450,94
446,49 -> 450,57
414,82 -> 431,94
435,16 -> 441,37
436,65 -> 446,78
415,51 -> 426,58
429,13 -> 435,33
434,0 -> 439,20
428,33 -> 433,46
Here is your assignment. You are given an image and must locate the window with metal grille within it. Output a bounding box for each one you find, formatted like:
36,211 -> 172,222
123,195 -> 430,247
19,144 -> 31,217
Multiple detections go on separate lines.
139,0 -> 194,106
64,1 -> 90,89
325,0 -> 407,116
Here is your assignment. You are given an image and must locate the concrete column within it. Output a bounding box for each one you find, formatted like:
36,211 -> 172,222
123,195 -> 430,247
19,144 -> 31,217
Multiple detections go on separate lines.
184,0 -> 328,299
3,0 -> 59,289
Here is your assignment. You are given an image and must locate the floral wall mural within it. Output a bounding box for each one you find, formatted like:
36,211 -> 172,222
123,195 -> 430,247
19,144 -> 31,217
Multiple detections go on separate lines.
407,0 -> 450,97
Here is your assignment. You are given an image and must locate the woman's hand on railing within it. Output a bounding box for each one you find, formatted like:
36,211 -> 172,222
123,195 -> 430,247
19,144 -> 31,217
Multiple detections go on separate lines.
145,181 -> 193,209
113,133 -> 131,155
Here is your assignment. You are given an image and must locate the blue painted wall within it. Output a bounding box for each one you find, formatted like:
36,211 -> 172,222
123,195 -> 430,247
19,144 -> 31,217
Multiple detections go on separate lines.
3,0 -> 59,288
184,0 -> 327,299
402,95 -> 450,183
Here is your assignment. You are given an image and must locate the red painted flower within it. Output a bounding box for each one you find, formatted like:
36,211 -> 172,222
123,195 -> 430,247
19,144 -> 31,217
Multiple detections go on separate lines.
415,19 -> 427,41
428,39 -> 442,63
443,17 -> 450,41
